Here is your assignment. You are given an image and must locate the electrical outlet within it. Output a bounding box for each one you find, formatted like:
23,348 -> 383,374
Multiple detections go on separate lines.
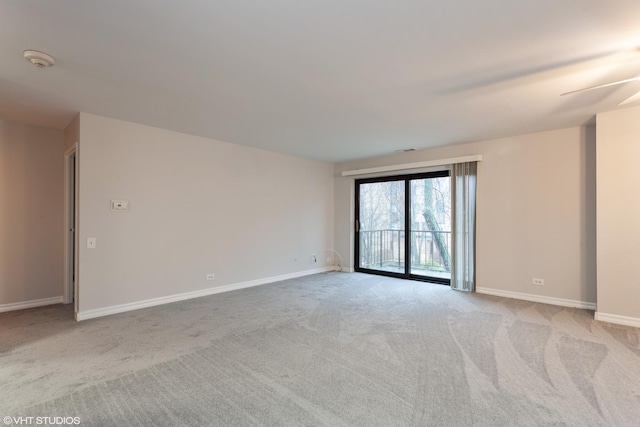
532,278 -> 544,286
206,274 -> 215,280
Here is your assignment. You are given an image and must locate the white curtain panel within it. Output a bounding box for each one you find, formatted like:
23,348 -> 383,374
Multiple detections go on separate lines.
451,162 -> 477,292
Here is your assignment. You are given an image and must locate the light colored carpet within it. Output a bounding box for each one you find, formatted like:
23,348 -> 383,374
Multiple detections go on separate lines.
2,272 -> 640,426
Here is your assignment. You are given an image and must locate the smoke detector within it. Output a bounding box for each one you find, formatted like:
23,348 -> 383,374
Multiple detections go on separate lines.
23,50 -> 56,68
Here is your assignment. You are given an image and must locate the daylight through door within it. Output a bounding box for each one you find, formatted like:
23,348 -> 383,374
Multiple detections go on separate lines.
355,171 -> 451,284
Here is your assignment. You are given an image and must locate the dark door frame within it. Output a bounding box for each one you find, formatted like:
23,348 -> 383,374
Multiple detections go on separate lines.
354,170 -> 451,285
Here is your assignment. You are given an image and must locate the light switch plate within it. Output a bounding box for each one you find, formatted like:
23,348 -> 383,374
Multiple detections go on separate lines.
111,199 -> 129,212
87,237 -> 96,249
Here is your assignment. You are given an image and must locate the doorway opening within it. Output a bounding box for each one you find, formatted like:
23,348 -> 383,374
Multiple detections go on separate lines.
355,171 -> 451,284
64,144 -> 78,316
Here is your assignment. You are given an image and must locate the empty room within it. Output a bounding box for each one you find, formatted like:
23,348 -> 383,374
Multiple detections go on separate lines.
1,1 -> 640,426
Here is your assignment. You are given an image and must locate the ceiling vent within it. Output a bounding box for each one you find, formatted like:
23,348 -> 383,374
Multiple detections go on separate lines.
23,50 -> 55,68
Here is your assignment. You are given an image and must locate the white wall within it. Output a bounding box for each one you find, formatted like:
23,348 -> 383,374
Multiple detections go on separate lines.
596,105 -> 640,326
76,113 -> 334,315
65,114 -> 79,151
0,119 -> 65,307
335,126 -> 596,305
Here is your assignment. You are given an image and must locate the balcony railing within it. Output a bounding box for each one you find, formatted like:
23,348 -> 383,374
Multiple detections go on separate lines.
359,229 -> 451,277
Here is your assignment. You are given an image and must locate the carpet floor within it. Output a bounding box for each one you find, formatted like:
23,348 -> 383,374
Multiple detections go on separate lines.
1,272 -> 639,426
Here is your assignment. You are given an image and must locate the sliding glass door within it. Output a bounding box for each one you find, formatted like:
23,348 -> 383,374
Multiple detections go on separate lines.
355,171 -> 451,284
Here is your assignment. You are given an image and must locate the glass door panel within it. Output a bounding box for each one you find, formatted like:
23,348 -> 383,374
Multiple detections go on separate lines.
409,177 -> 451,280
357,180 -> 405,274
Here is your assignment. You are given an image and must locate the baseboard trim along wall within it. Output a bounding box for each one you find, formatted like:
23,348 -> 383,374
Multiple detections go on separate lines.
476,287 -> 597,310
0,296 -> 64,313
594,312 -> 640,328
77,267 -> 333,321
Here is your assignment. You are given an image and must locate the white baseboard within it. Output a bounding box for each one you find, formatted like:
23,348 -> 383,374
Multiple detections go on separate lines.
595,312 -> 640,328
77,267 -> 332,321
476,287 -> 596,310
0,296 -> 63,313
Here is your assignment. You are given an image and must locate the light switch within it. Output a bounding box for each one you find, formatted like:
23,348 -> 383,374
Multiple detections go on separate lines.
87,237 -> 96,249
111,199 -> 129,212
